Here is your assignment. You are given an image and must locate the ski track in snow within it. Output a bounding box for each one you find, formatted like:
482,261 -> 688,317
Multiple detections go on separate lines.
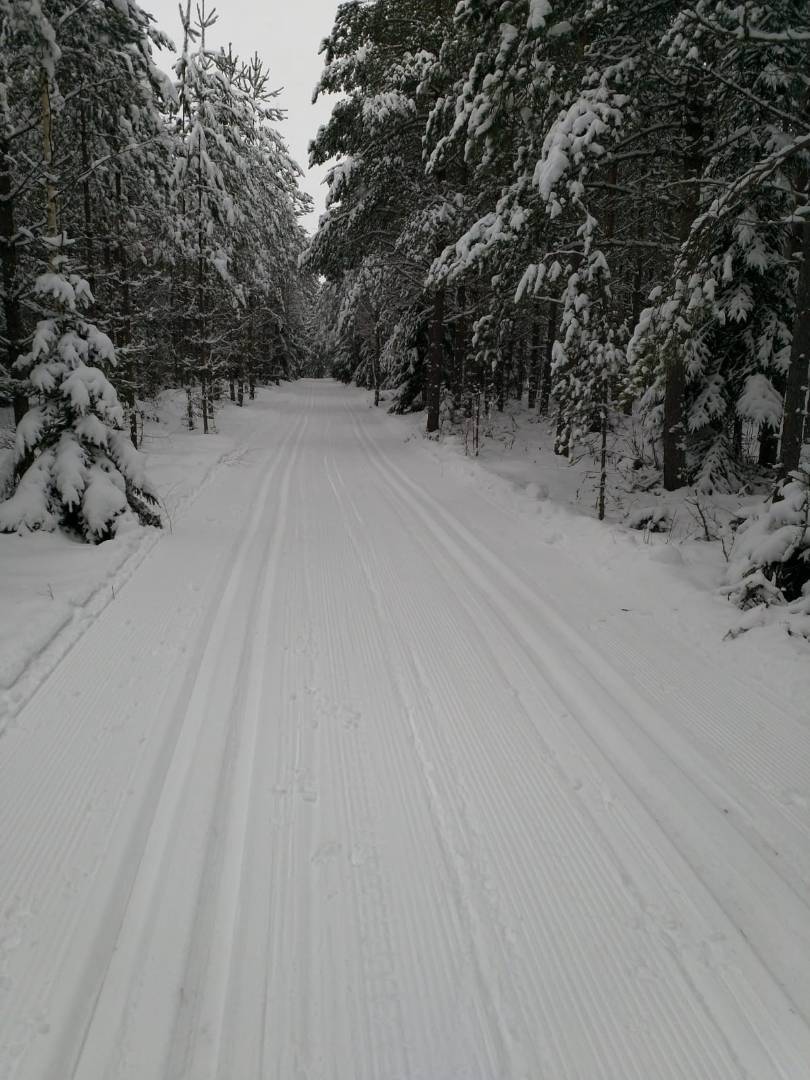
1,380 -> 809,1080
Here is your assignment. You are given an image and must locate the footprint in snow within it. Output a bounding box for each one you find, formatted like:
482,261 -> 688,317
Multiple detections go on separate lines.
311,840 -> 342,865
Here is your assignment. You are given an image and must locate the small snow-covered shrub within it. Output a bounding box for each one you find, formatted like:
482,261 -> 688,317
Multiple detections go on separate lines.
725,469 -> 810,609
627,505 -> 672,533
0,263 -> 160,542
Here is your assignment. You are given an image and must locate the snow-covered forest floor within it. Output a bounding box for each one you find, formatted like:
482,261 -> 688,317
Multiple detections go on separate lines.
392,391 -> 810,704
2,380 -> 809,1080
0,392 -> 267,727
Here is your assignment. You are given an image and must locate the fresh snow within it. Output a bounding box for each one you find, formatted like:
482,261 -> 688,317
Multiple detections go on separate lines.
1,380 -> 809,1079
0,391 -> 262,724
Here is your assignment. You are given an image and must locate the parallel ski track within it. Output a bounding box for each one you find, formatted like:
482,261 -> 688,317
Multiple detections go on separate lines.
67,405 -> 311,1080
326,423 -> 730,1079
3,382 -> 809,1080
0,403 -> 278,728
0,400 -> 308,1080
341,390 -> 810,1077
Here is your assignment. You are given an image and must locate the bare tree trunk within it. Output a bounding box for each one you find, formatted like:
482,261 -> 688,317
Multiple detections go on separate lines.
196,137 -> 210,435
113,173 -> 139,446
0,137 -> 27,425
527,316 -> 541,409
663,97 -> 703,490
539,304 -> 556,416
598,409 -> 608,520
598,161 -> 619,519
780,216 -> 810,476
426,286 -> 444,433
627,253 -> 643,415
514,335 -> 525,402
201,373 -> 209,434
40,74 -> 59,249
453,284 -> 467,412
79,102 -> 95,296
758,424 -> 779,468
371,322 -> 381,406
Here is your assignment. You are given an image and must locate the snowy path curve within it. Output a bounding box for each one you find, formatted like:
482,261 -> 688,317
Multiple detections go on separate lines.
1,380 -> 808,1080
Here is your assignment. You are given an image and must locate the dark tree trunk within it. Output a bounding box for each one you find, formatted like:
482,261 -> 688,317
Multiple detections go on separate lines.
527,317 -> 541,410
496,351 -> 505,412
0,138 -> 27,425
453,284 -> 467,411
372,325 -> 381,406
732,415 -> 743,459
80,103 -> 95,296
496,329 -> 512,412
780,216 -> 810,476
627,255 -> 643,415
758,424 -> 779,468
539,305 -> 556,416
514,337 -> 525,402
664,97 -> 703,491
426,286 -> 444,433
114,173 -> 139,445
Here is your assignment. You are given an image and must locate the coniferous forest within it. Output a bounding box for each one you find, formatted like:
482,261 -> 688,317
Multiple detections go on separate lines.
1,0 -> 808,620
1,6 -> 810,1078
0,0 -> 313,539
306,0 -> 810,626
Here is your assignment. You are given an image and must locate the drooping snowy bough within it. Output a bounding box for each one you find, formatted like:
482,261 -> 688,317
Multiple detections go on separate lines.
725,469 -> 810,637
0,262 -> 161,542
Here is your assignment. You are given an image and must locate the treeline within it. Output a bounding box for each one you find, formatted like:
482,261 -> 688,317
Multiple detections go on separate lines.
0,0 -> 313,539
306,0 -> 809,503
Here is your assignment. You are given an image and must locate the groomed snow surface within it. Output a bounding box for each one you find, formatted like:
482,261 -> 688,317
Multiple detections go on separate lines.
1,380 -> 809,1080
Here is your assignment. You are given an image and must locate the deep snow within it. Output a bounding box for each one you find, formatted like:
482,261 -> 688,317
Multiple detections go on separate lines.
1,380 -> 809,1079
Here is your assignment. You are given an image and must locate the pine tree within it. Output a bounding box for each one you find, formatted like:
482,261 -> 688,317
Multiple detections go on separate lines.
0,258 -> 160,537
0,6 -> 160,539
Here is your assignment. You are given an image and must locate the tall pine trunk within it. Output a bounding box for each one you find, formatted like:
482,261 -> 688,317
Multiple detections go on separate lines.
79,102 -> 95,296
527,316 -> 541,409
426,286 -> 444,433
780,215 -> 810,476
372,325 -> 381,407
663,97 -> 703,490
452,284 -> 467,412
0,137 -> 27,425
539,303 -> 556,416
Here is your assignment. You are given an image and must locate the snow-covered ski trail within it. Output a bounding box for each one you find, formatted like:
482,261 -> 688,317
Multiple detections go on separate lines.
1,380 -> 809,1080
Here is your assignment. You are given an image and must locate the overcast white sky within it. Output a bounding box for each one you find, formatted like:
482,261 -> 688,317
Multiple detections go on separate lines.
146,0 -> 341,231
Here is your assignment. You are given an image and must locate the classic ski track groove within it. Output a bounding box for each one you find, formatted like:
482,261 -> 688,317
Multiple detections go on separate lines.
67,405 -> 312,1080
2,381 -> 809,1080
344,393 -> 810,1064
0,403 -> 306,1080
0,405 -> 276,728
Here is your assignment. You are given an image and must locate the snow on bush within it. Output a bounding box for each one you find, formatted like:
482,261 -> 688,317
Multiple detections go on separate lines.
627,505 -> 672,533
0,263 -> 161,542
724,470 -> 810,639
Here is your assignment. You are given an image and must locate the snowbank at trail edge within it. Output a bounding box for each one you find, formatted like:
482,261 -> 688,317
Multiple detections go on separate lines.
0,391 -> 270,728
383,391 -> 810,717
